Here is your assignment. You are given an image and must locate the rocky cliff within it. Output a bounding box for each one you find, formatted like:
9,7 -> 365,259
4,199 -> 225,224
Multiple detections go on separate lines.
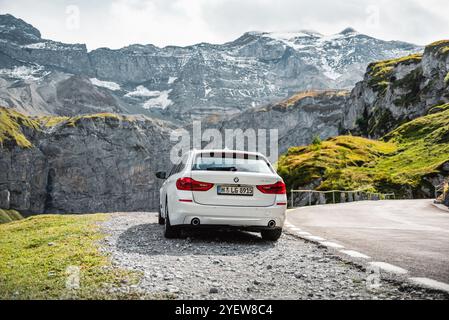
0,108 -> 174,214
445,185 -> 449,207
0,14 -> 91,74
214,90 -> 349,155
343,40 -> 449,137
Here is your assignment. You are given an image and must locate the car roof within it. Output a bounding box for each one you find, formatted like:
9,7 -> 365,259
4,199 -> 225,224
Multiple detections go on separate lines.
191,149 -> 265,157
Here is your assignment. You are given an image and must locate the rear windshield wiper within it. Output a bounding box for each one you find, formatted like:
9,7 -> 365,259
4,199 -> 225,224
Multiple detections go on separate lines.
206,167 -> 238,171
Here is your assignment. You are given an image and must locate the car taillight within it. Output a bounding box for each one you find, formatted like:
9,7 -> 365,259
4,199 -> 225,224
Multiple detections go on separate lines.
176,177 -> 214,191
257,181 -> 286,194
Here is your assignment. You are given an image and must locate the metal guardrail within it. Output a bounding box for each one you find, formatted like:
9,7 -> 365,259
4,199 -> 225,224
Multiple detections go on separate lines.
289,189 -> 396,208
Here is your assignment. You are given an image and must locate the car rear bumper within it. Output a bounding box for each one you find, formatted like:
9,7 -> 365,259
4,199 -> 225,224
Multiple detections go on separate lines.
169,201 -> 286,228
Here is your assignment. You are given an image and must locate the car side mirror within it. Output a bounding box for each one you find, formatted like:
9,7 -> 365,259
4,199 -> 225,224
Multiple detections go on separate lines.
155,171 -> 167,180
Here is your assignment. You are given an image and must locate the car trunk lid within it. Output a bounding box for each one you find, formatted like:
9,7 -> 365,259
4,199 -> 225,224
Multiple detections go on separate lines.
191,171 -> 278,207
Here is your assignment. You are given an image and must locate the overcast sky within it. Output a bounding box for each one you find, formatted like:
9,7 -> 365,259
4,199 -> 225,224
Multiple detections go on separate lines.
1,0 -> 448,50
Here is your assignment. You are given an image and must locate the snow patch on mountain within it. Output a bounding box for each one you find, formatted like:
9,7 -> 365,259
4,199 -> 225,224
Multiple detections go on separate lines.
263,30 -> 322,40
142,90 -> 172,110
168,76 -> 178,84
125,85 -> 161,98
89,78 -> 121,91
321,57 -> 342,80
0,65 -> 49,81
21,41 -> 84,51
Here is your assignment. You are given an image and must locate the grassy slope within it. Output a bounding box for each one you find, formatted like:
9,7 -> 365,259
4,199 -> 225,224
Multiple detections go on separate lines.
0,214 -> 147,300
275,90 -> 349,109
38,113 -> 127,128
278,105 -> 449,195
0,209 -> 24,224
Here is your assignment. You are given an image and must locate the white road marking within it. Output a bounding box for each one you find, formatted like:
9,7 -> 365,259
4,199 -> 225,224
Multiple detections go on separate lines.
340,250 -> 371,259
409,277 -> 449,293
296,231 -> 311,236
290,227 -> 302,232
305,236 -> 326,241
369,262 -> 408,274
320,241 -> 345,249
431,203 -> 449,213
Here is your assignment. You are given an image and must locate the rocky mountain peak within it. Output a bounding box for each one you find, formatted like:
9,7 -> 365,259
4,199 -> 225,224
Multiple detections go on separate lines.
0,14 -> 41,44
339,27 -> 358,35
0,14 -> 423,123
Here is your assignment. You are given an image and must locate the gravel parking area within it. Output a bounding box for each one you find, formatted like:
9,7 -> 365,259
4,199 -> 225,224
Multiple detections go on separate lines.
101,212 -> 448,300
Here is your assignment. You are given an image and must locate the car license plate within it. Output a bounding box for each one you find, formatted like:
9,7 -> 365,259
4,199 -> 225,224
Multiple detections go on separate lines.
217,185 -> 254,196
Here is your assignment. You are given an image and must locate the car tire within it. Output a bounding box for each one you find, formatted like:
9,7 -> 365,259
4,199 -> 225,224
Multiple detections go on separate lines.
164,202 -> 180,239
158,207 -> 165,225
261,229 -> 282,241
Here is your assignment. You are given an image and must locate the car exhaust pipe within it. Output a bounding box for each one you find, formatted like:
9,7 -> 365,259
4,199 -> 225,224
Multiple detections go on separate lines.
191,218 -> 201,226
268,220 -> 276,228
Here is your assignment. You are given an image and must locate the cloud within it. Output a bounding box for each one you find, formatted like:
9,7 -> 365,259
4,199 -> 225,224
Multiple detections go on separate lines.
105,0 -> 217,48
0,0 -> 447,49
200,0 -> 449,46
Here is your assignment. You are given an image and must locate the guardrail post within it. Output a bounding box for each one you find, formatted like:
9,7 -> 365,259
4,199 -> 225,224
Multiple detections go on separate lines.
290,190 -> 294,208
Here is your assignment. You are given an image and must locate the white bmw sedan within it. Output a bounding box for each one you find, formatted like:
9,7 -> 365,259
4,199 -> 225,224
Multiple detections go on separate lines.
156,150 -> 287,241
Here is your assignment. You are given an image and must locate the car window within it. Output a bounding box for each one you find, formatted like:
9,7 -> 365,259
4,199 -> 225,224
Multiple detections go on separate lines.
175,162 -> 182,174
169,153 -> 189,177
168,164 -> 178,177
192,152 -> 274,174
178,153 -> 189,173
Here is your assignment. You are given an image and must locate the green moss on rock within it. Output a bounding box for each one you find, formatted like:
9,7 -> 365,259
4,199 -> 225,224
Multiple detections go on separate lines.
38,116 -> 70,127
0,107 -> 40,148
367,108 -> 399,137
392,68 -> 424,108
1,108 -> 136,148
66,113 -> 123,127
428,103 -> 449,114
367,54 -> 423,93
426,40 -> 449,57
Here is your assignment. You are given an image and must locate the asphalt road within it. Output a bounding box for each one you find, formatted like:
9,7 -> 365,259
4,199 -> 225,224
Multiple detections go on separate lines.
287,200 -> 449,283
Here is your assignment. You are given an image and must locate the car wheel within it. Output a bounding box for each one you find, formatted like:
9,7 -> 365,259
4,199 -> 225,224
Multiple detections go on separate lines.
164,202 -> 180,239
261,229 -> 282,241
158,207 -> 165,225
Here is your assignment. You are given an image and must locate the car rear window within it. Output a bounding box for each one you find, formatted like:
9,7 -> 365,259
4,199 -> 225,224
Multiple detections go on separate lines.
192,152 -> 274,174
